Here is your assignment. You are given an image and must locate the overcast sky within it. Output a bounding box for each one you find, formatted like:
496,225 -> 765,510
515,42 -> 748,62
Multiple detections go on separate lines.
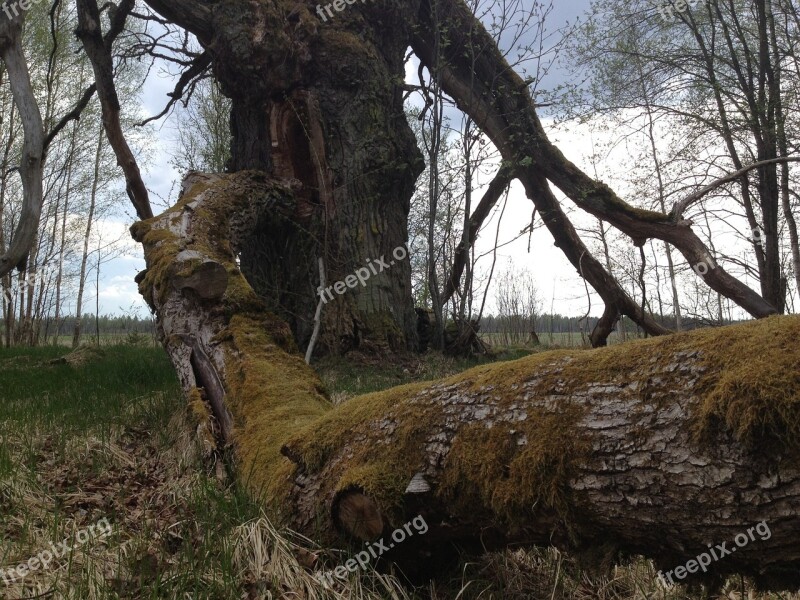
98,0 -> 681,320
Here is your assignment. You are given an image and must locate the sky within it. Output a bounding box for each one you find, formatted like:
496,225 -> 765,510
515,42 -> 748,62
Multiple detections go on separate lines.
96,0 -> 673,320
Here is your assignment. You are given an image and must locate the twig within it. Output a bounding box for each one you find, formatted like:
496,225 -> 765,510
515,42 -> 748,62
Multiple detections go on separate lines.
305,257 -> 326,365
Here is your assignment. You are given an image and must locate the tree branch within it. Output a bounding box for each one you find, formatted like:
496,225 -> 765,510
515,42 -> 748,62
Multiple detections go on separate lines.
75,0 -> 153,220
411,0 -> 778,320
442,165 -> 513,306
43,84 -> 96,154
139,0 -> 213,43
0,9 -> 45,278
136,51 -> 212,127
672,156 -> 800,219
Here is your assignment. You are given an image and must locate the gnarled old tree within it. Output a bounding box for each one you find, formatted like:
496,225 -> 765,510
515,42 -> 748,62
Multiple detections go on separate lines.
4,0 -> 800,591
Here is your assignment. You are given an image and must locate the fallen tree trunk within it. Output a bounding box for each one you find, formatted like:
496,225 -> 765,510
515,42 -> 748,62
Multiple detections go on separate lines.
134,170 -> 800,590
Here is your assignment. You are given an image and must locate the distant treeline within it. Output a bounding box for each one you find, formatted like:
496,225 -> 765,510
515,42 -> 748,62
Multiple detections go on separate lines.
0,314 -> 156,347
479,312 -> 739,346
1,312 -> 740,349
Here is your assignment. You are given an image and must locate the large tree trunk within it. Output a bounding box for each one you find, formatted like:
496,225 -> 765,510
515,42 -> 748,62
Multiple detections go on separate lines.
123,0 -> 800,591
133,170 -> 800,590
206,1 -> 423,354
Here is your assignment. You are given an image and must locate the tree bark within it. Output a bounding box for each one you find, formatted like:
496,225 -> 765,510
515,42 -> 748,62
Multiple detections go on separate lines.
169,0 -> 425,354
0,9 -> 45,279
134,170 -> 800,590
75,0 -> 152,221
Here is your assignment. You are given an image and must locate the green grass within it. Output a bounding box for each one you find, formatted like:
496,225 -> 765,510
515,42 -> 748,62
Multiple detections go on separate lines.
0,345 -> 179,432
0,344 -> 266,599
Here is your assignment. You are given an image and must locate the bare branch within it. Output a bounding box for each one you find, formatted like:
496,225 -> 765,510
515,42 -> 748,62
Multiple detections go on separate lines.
43,84 -> 96,154
136,51 -> 212,127
442,165 -> 513,306
672,156 -> 800,219
75,0 -> 153,220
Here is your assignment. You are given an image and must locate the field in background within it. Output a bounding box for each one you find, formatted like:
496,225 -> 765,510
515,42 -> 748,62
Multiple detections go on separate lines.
0,344 -> 795,599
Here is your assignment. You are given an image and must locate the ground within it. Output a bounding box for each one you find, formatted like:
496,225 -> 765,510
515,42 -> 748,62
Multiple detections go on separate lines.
0,340 -> 797,599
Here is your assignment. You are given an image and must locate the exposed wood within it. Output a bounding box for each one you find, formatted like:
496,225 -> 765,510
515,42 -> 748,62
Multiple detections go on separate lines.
186,335 -> 234,445
305,257 -> 326,365
172,260 -> 229,301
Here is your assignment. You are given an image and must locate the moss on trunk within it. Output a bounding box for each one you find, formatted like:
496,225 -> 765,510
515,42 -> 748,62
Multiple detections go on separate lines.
134,170 -> 800,590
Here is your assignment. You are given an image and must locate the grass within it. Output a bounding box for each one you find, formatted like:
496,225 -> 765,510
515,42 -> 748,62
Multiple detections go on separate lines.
0,345 -> 413,599
0,343 -> 797,598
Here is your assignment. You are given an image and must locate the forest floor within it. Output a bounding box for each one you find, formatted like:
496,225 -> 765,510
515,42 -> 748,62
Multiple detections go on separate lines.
0,342 -> 796,599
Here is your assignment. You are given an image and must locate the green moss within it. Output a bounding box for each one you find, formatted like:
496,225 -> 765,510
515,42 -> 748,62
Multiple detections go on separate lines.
133,172 -> 800,543
187,386 -> 217,451
282,315 -> 800,534
592,181 -> 667,223
131,172 -> 326,509
132,172 -> 292,308
220,313 -> 330,505
690,315 -> 800,449
440,405 -> 590,530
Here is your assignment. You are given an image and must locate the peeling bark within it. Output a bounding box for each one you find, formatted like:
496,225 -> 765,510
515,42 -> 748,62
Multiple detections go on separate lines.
135,171 -> 800,590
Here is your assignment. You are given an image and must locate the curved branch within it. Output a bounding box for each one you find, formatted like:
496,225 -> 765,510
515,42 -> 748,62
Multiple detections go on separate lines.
442,165 -> 513,306
136,51 -> 212,127
75,0 -> 153,220
43,84 -> 96,154
0,10 -> 45,278
672,156 -> 800,219
411,0 -> 777,320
